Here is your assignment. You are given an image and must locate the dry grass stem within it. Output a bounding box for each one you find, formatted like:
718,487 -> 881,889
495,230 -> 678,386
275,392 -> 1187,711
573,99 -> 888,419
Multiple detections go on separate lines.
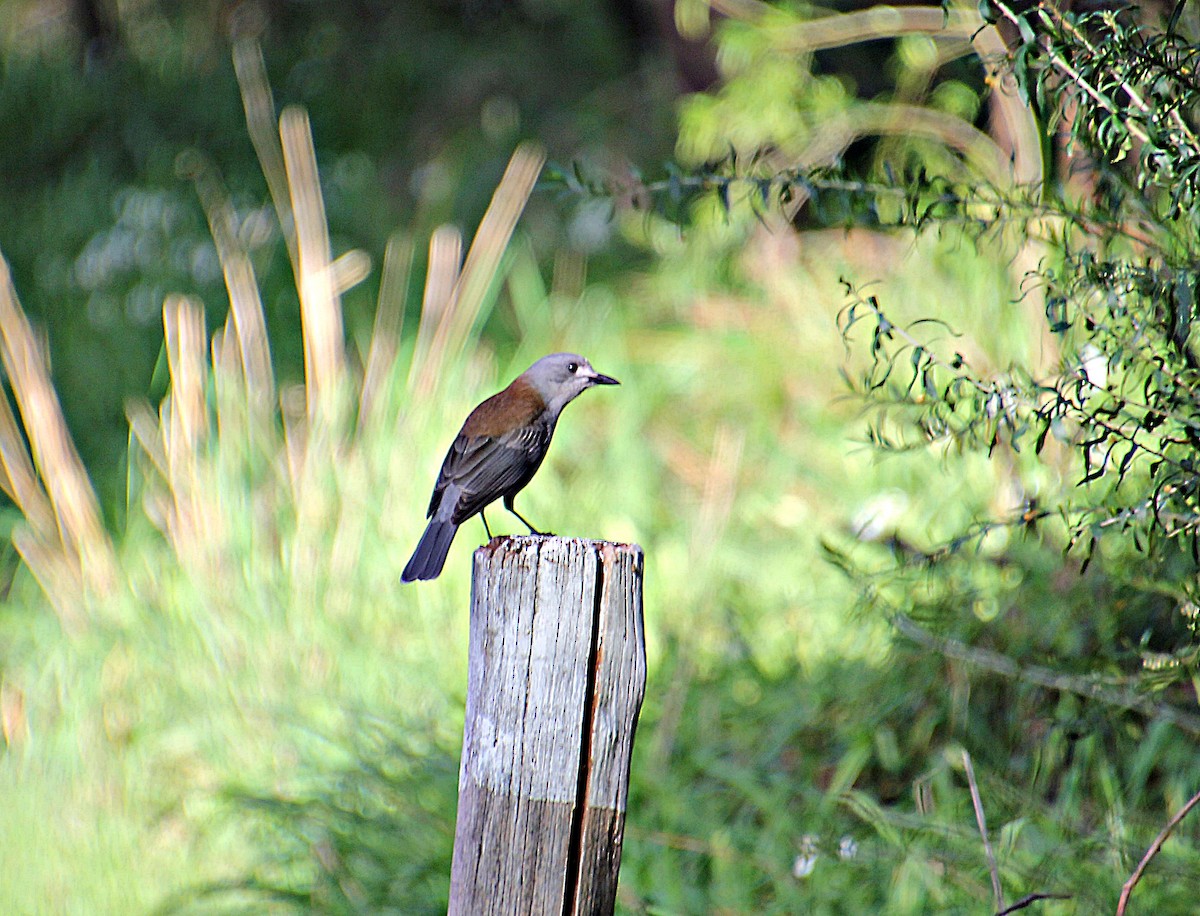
1117,788 -> 1200,916
409,227 -> 463,395
450,143 -> 544,340
0,254 -> 114,601
162,296 -> 210,549
11,528 -> 82,626
962,749 -> 1004,912
281,105 -> 349,419
163,295 -> 209,460
690,425 -> 744,568
0,43 -> 541,630
0,375 -> 56,539
126,399 -> 167,480
233,38 -> 297,269
330,250 -> 372,297
411,144 -> 545,395
360,233 -> 413,423
182,152 -> 275,410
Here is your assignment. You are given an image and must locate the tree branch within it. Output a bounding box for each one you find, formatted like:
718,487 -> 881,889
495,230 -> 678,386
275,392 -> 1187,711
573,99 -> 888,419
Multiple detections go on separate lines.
963,749 -> 1004,912
893,614 -> 1200,736
1116,788 -> 1200,916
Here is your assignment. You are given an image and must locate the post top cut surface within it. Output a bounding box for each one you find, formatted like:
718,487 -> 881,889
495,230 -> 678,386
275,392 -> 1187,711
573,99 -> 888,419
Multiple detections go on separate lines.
475,535 -> 643,557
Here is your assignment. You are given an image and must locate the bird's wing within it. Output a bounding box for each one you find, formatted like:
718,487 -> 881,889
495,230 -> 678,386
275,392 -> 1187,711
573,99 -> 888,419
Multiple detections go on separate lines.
437,423 -> 553,524
425,438 -> 460,517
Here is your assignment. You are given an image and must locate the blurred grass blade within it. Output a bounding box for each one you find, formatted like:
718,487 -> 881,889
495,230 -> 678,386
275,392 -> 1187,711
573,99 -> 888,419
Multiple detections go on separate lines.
0,252 -> 115,601
162,295 -> 210,549
331,250 -> 372,297
411,143 -> 545,395
126,398 -> 167,480
0,377 -> 56,540
163,296 -> 210,460
361,233 -> 413,424
452,143 -> 545,331
280,105 -> 348,421
691,424 -> 744,565
210,323 -> 242,441
409,226 -> 463,395
233,38 -> 297,270
179,151 -> 274,411
11,528 -> 80,627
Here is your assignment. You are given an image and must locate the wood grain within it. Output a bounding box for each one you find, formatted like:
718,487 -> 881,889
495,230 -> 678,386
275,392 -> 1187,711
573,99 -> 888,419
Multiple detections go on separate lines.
449,536 -> 646,916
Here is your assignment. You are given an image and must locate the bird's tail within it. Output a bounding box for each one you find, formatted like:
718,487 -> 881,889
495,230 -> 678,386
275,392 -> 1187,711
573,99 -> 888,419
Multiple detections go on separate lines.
402,518 -> 459,582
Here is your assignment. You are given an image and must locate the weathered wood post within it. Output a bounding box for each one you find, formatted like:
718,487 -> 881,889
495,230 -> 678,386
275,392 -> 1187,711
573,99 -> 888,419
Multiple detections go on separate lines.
449,536 -> 646,915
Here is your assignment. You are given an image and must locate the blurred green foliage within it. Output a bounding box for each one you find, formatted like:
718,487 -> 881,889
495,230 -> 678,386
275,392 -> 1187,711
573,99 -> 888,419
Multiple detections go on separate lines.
0,0 -> 680,502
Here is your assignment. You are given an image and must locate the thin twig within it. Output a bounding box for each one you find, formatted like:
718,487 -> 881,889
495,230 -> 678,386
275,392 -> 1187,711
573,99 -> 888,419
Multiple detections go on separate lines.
996,892 -> 1072,915
1036,0 -> 1200,154
624,168 -> 1165,251
1040,3 -> 1150,114
1036,0 -> 1200,156
991,0 -> 1151,143
1116,788 -> 1200,916
963,749 -> 1004,912
894,614 -> 1200,735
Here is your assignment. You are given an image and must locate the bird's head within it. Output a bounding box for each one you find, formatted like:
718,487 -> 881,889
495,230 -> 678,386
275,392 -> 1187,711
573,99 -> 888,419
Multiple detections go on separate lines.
521,352 -> 619,417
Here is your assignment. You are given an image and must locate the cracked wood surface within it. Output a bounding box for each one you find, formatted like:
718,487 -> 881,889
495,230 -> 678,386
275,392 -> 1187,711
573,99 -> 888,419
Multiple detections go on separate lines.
449,536 -> 646,916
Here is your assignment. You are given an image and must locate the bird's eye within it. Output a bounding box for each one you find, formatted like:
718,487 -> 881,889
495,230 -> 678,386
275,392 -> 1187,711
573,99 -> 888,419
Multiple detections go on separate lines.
567,361 -> 579,373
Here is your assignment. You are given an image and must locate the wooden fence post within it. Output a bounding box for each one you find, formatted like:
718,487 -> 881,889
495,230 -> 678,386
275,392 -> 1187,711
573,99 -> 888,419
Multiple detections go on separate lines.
448,536 -> 646,916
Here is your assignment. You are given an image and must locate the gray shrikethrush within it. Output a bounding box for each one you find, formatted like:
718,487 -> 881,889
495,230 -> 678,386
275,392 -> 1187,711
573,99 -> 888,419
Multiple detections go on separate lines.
402,352 -> 619,582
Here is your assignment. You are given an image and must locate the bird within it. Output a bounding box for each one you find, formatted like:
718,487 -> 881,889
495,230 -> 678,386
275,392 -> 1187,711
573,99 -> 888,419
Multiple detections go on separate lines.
402,352 -> 620,582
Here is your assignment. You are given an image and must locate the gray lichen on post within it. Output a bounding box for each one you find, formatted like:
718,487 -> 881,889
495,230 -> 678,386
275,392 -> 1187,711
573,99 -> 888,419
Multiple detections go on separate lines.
448,536 -> 646,916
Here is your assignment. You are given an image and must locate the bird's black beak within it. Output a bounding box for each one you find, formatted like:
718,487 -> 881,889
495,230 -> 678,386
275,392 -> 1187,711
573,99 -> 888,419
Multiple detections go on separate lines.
590,372 -> 620,386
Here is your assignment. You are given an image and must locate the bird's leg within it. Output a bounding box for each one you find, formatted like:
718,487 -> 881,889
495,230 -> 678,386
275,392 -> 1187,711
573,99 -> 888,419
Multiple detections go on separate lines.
480,510 -> 494,540
510,507 -> 547,535
504,496 -> 550,536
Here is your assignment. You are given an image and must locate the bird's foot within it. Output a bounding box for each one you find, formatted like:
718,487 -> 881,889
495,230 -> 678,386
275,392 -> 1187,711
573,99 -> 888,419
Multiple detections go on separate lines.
506,505 -> 550,537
